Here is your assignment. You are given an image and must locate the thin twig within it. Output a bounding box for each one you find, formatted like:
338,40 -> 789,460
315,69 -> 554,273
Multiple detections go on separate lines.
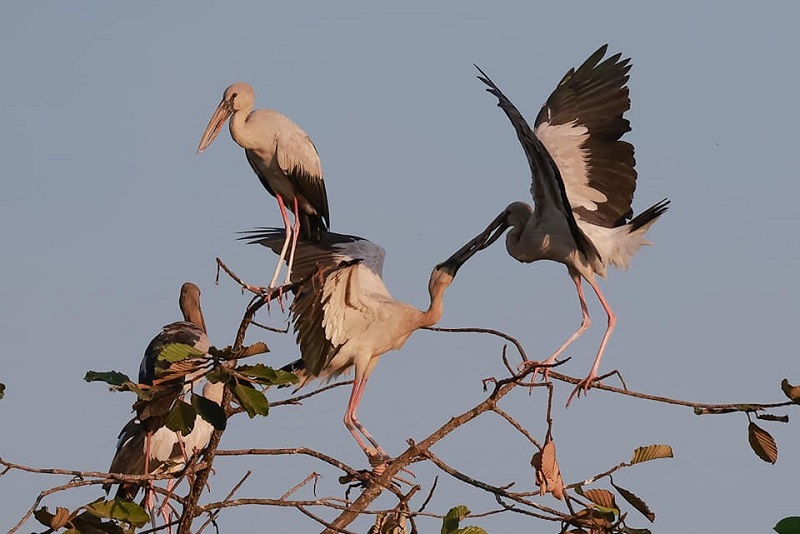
491,406 -> 541,448
424,325 -> 528,362
424,450 -> 562,522
281,472 -> 321,500
195,471 -> 252,534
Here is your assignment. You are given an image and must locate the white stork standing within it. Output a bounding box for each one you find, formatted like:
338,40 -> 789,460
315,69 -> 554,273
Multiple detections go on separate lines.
471,45 -> 669,403
105,283 -> 221,527
197,83 -> 330,295
243,228 -> 492,461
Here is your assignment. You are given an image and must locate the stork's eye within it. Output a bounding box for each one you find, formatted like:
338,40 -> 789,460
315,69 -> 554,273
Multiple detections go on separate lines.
231,93 -> 238,99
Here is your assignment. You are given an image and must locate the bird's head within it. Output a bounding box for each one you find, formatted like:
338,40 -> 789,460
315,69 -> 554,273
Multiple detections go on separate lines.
179,282 -> 206,333
197,82 -> 255,153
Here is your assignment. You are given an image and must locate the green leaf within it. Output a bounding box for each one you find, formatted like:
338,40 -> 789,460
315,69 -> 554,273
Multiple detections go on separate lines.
192,392 -> 227,431
206,366 -> 233,384
442,506 -> 470,534
72,510 -> 127,534
237,364 -> 299,386
233,383 -> 270,418
85,498 -> 149,527
157,343 -> 205,363
84,371 -> 133,387
165,400 -> 197,435
775,517 -> 800,534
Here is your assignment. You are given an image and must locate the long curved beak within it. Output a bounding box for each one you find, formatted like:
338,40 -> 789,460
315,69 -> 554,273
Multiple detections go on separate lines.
197,98 -> 233,153
179,282 -> 207,333
436,210 -> 510,276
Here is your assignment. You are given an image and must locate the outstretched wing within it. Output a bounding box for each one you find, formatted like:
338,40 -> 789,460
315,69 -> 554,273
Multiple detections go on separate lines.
535,45 -> 636,228
476,65 -> 597,260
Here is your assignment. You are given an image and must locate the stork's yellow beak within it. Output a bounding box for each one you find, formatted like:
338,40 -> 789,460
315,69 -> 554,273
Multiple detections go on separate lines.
197,98 -> 233,153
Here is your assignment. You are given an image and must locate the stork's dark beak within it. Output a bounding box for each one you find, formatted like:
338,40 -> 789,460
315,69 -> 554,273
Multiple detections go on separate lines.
197,98 -> 233,153
435,210 -> 510,276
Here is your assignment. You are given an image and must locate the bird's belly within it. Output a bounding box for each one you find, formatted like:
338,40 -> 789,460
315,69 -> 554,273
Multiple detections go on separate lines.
514,227 -> 575,264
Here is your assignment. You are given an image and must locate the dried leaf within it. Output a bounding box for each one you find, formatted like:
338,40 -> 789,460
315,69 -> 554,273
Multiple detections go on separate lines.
610,480 -> 655,522
758,413 -> 789,423
621,527 -> 653,534
0,382 -> 5,399
569,507 -> 615,530
34,507 -> 56,528
238,341 -> 270,358
780,379 -> 800,403
774,516 -> 800,534
581,488 -> 618,512
51,507 -> 72,529
454,527 -> 488,534
748,422 -> 778,464
531,440 -> 564,500
630,444 -> 673,464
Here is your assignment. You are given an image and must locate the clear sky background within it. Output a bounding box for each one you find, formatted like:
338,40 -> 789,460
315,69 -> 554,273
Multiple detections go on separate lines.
2,2 -> 799,533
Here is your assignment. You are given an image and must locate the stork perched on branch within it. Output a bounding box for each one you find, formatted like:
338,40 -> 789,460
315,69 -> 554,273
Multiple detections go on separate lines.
470,45 -> 669,403
105,283 -> 221,528
198,82 -> 330,295
243,228 -> 493,461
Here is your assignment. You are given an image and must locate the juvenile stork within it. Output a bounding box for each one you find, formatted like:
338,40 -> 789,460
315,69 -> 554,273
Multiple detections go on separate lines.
105,283 -> 215,524
244,228 -> 492,461
197,82 -> 330,294
472,45 -> 669,403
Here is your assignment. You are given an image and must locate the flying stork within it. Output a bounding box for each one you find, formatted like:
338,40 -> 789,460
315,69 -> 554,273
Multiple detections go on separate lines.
197,82 -> 330,296
471,45 -> 669,403
243,228 -> 493,461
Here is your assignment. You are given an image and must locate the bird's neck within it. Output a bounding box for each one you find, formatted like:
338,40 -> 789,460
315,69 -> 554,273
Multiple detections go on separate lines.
419,289 -> 446,328
185,308 -> 207,333
229,110 -> 260,150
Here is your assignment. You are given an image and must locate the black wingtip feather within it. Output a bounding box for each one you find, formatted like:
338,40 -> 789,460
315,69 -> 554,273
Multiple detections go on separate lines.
630,198 -> 670,231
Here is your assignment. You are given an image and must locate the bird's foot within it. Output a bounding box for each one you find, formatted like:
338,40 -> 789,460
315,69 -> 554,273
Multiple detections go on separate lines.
566,374 -> 597,407
258,285 -> 287,313
516,359 -> 553,383
364,448 -> 416,483
365,446 -> 391,475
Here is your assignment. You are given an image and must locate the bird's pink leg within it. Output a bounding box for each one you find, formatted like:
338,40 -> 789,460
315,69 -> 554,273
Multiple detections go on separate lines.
344,377 -> 387,459
519,270 -> 590,377
158,479 -> 178,534
283,196 -> 301,286
267,194 -> 293,291
143,432 -> 157,525
566,278 -> 616,405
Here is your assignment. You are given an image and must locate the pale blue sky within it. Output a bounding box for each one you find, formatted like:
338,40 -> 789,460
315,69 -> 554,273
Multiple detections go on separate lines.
2,2 -> 799,532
